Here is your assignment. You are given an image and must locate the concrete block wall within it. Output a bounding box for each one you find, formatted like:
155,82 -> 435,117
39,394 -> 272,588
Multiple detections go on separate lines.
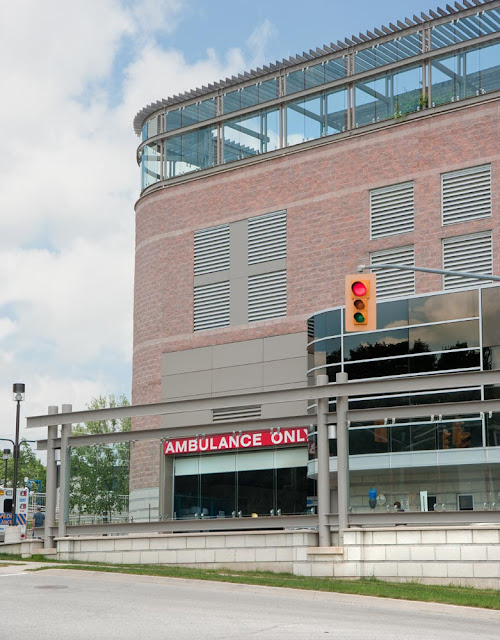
312,526 -> 500,589
56,530 -> 318,573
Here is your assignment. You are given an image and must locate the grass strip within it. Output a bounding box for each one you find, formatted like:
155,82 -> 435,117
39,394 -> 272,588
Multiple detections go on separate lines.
24,559 -> 500,610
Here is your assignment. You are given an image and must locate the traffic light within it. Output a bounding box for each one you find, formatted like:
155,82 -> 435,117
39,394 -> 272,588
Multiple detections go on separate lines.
442,428 -> 451,449
345,273 -> 377,332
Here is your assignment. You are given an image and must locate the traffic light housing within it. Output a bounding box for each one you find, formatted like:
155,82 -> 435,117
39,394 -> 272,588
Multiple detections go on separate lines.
345,273 -> 377,332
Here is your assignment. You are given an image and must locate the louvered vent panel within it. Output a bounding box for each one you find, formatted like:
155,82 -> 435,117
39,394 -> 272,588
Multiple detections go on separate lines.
443,232 -> 493,290
212,406 -> 262,422
370,182 -> 414,239
371,246 -> 415,298
442,165 -> 491,225
194,281 -> 230,330
194,225 -> 230,275
248,210 -> 287,265
248,270 -> 287,322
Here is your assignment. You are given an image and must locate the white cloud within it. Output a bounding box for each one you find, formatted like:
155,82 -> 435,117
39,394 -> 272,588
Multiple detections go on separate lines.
0,0 -> 274,452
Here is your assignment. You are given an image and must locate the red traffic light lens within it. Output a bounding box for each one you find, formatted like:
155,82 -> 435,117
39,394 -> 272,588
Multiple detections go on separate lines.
352,281 -> 367,297
354,312 -> 365,323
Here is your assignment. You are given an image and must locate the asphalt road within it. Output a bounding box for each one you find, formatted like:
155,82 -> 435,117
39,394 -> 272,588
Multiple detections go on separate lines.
1,563 -> 499,640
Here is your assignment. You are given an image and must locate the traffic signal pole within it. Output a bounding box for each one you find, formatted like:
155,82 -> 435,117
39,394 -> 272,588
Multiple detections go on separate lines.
358,263 -> 500,282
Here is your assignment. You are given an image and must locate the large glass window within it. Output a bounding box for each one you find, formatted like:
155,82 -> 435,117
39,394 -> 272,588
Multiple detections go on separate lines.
172,447 -> 309,518
223,108 -> 279,162
355,65 -> 422,127
165,126 -> 217,179
431,41 -> 500,106
287,94 -> 324,145
141,142 -> 162,189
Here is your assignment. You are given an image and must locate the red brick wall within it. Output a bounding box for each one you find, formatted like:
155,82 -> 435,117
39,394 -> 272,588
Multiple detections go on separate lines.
130,99 -> 500,490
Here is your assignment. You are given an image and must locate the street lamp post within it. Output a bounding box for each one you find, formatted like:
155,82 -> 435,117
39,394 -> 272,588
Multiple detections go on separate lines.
2,449 -> 11,487
11,383 -> 25,527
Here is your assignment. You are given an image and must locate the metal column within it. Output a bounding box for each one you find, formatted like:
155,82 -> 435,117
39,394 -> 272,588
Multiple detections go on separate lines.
316,374 -> 331,547
44,406 -> 58,549
336,372 -> 349,545
58,404 -> 72,538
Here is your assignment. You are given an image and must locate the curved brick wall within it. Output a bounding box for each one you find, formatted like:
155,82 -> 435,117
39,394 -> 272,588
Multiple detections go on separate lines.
131,99 -> 500,492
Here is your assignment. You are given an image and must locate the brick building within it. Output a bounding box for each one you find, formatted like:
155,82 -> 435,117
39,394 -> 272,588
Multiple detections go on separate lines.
131,1 -> 500,520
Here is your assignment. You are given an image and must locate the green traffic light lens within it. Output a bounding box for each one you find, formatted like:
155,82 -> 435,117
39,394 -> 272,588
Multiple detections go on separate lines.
354,312 -> 365,323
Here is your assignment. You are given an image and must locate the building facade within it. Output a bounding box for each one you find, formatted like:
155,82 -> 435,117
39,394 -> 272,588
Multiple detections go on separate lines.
131,1 -> 500,520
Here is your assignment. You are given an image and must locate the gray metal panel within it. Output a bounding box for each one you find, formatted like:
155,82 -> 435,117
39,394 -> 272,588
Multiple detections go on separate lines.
229,276 -> 248,325
263,357 -> 307,386
263,333 -> 306,361
162,370 -> 211,399
262,400 -> 308,419
211,339 -> 263,368
229,220 -> 248,278
193,270 -> 230,287
248,258 -> 287,277
212,363 -> 263,393
162,346 -> 212,376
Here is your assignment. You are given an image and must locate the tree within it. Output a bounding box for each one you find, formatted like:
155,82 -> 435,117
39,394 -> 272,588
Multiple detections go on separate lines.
5,441 -> 46,491
69,395 -> 130,517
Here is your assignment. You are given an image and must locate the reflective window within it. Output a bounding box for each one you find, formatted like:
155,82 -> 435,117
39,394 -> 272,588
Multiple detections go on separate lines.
309,309 -> 342,341
410,320 -> 479,352
325,87 -> 348,135
346,357 -> 409,380
377,299 -> 409,329
165,126 -> 217,179
141,142 -> 162,189
355,65 -> 422,127
409,290 -> 478,324
223,108 -> 279,162
431,41 -> 500,107
287,94 -> 324,145
344,328 -> 409,361
482,287 -> 500,348
311,338 -> 341,370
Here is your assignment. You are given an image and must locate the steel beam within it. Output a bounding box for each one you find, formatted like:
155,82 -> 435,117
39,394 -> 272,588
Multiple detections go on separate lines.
27,370 -> 500,428
335,373 -> 349,546
44,407 -> 58,549
36,414 -> 314,450
316,375 -> 330,546
58,405 -> 72,538
60,514 -> 318,537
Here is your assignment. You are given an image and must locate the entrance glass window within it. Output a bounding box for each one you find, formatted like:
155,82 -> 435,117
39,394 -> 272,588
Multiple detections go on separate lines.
172,447 -> 309,519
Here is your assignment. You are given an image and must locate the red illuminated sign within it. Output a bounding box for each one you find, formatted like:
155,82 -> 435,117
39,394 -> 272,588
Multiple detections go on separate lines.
164,427 -> 309,455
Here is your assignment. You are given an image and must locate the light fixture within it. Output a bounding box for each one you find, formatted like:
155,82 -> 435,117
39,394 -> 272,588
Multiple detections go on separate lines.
11,383 -> 25,527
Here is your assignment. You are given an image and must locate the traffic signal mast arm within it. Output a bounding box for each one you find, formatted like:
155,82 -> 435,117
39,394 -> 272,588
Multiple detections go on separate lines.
357,263 -> 500,282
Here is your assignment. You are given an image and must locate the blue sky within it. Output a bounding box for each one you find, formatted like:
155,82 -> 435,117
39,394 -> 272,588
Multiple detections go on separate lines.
0,0 -> 449,447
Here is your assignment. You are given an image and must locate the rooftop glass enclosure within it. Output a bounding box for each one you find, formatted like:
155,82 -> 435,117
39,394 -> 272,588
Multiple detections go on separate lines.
137,3 -> 500,191
307,286 -> 500,513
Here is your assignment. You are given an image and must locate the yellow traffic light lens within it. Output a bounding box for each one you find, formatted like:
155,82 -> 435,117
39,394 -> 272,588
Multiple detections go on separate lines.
354,299 -> 365,310
354,312 -> 365,323
352,281 -> 367,297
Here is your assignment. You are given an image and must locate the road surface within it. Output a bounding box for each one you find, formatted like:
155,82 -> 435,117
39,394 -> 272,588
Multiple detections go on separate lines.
1,563 -> 499,639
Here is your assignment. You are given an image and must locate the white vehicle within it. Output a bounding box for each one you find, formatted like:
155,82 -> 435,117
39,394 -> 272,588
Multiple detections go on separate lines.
0,487 -> 29,539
